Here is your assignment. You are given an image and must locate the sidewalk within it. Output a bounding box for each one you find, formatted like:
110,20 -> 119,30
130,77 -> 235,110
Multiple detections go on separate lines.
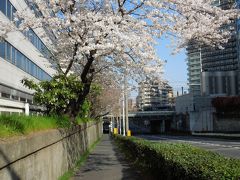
71,134 -> 142,180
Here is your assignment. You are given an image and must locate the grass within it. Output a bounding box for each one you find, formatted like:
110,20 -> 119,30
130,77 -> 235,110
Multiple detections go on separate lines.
76,117 -> 95,124
59,137 -> 102,180
0,114 -> 71,138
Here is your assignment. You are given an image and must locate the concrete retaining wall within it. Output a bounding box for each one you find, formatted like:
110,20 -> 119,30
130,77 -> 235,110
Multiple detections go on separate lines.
213,117 -> 240,132
0,121 -> 102,180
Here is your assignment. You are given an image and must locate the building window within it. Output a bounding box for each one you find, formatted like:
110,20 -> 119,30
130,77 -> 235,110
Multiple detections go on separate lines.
12,47 -> 16,65
0,0 -> 51,59
0,41 -> 5,58
1,92 -> 10,99
12,95 -> 19,101
16,51 -> 22,68
6,0 -> 11,20
20,97 -> 26,102
214,77 -> 218,94
235,75 -> 238,95
0,0 -> 6,15
30,61 -> 34,76
6,43 -> 11,62
1,41 -> 51,81
209,76 -> 214,94
227,76 -> 231,95
222,76 -> 227,93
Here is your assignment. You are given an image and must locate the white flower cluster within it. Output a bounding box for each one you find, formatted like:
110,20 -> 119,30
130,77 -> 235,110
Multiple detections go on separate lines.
1,0 -> 238,84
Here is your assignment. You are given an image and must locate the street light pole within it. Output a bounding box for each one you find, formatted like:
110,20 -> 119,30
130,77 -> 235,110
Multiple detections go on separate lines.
119,109 -> 122,135
122,91 -> 126,136
124,70 -> 129,134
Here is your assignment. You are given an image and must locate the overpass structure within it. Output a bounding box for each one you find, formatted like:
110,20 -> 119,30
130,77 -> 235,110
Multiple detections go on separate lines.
103,111 -> 176,134
128,111 -> 175,118
128,111 -> 175,134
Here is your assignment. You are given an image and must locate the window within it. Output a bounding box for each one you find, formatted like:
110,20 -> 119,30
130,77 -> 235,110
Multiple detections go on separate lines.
0,0 -> 6,14
30,61 -> 34,75
16,51 -> 22,68
28,29 -> 35,44
6,0 -> 11,20
0,42 -> 5,58
12,47 -> 16,65
12,95 -> 19,101
25,59 -> 30,73
22,57 -> 27,71
39,69 -> 43,80
27,99 -> 32,104
2,41 -> 51,81
1,92 -> 10,99
20,97 -> 26,102
12,6 -> 16,21
33,64 -> 37,78
6,43 -> 11,62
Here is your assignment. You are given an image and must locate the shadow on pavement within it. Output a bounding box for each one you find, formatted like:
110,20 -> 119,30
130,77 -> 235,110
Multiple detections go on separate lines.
73,134 -> 156,180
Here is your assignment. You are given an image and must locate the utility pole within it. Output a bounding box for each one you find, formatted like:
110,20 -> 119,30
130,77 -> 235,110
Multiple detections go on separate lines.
124,70 -> 129,134
119,107 -> 122,135
122,91 -> 126,136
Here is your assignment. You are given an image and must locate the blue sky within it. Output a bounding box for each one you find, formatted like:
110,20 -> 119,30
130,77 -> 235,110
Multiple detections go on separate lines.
129,37 -> 188,99
156,37 -> 188,95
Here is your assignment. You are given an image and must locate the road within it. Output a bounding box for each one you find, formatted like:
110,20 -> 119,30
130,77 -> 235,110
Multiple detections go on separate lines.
137,134 -> 240,159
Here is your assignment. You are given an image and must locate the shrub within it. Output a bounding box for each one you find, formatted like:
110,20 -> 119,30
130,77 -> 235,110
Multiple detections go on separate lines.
113,135 -> 240,180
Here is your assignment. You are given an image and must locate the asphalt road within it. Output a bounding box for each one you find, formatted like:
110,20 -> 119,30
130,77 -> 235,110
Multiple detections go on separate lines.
137,134 -> 240,159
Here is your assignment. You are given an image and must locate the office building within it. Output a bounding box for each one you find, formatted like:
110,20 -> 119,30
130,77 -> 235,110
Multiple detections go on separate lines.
177,0 -> 240,132
0,0 -> 55,114
201,0 -> 239,96
186,0 -> 239,97
186,43 -> 201,96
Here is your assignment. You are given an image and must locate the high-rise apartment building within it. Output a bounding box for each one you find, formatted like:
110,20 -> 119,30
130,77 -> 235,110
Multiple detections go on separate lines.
186,0 -> 239,96
136,80 -> 174,111
186,43 -> 201,96
0,0 -> 55,114
201,0 -> 239,96
176,0 -> 240,133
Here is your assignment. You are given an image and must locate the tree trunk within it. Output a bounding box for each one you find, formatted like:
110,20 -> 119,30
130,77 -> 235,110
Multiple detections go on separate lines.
64,52 -> 95,122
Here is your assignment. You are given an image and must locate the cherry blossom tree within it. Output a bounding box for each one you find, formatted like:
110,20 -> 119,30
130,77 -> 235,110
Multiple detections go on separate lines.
0,0 -> 238,119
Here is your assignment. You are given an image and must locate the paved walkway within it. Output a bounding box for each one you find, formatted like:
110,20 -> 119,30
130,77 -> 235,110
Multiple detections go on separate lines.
71,134 -> 142,180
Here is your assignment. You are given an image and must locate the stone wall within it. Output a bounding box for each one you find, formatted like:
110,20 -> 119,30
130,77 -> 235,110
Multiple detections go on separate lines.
0,121 -> 102,180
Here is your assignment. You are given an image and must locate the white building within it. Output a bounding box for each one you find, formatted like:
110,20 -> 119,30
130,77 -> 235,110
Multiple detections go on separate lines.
0,0 -> 55,114
136,80 -> 174,111
175,94 -> 214,132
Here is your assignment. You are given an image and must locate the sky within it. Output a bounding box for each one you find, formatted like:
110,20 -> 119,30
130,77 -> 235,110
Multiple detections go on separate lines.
156,37 -> 188,96
129,37 -> 188,99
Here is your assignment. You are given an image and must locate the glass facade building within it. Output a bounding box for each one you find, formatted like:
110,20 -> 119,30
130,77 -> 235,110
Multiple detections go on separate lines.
0,0 -> 51,81
187,0 -> 239,96
0,41 -> 51,81
0,0 -> 51,59
0,0 -> 53,108
186,44 -> 201,96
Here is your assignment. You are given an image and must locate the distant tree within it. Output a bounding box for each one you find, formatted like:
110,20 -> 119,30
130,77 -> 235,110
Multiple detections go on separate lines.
88,84 -> 122,119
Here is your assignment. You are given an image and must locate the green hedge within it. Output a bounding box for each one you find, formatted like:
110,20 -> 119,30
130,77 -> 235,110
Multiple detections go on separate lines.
113,135 -> 240,180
